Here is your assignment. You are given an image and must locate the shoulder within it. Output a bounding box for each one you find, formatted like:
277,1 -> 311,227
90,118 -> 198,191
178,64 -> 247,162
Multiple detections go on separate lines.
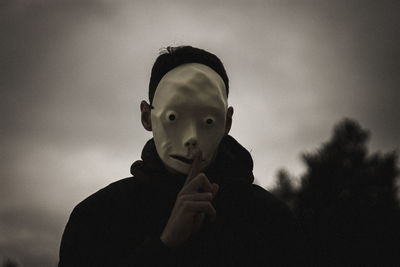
248,185 -> 311,265
250,184 -> 291,210
247,184 -> 296,223
71,176 -> 141,219
221,183 -> 294,221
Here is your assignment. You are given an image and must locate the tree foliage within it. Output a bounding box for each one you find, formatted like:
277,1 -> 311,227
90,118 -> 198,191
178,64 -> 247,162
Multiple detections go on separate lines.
272,118 -> 400,265
270,169 -> 297,209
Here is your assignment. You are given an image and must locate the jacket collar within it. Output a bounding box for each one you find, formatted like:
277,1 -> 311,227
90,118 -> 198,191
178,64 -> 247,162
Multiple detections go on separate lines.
130,135 -> 254,188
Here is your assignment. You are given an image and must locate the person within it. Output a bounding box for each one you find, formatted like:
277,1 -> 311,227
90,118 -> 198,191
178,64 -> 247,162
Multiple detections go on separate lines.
58,45 -> 309,266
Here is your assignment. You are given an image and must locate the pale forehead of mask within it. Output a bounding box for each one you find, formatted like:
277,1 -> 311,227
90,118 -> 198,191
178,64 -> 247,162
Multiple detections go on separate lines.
152,63 -> 228,111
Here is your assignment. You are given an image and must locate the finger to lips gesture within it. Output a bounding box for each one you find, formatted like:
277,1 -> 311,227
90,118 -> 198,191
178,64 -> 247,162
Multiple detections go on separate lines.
160,150 -> 219,248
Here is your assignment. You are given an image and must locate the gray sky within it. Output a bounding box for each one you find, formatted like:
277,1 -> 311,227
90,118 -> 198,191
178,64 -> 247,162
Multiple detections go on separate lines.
1,0 -> 399,265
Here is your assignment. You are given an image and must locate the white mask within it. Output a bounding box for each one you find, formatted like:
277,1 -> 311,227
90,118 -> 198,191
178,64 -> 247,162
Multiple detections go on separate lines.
151,63 -> 228,175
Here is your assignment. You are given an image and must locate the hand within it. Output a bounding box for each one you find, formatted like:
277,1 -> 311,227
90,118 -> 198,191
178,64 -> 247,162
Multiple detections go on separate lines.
160,150 -> 219,248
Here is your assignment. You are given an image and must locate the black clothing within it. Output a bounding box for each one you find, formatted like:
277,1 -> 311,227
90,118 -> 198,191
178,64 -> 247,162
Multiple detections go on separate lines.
59,135 -> 308,266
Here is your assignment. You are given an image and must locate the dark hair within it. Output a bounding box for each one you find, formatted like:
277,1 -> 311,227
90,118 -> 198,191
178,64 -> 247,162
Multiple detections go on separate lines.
148,46 -> 229,106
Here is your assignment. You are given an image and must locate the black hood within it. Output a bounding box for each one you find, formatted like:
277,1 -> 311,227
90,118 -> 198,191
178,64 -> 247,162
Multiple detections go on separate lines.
130,135 -> 254,188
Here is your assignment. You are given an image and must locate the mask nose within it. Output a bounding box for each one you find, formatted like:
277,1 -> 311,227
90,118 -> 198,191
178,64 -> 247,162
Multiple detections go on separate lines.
184,138 -> 197,150
183,123 -> 198,153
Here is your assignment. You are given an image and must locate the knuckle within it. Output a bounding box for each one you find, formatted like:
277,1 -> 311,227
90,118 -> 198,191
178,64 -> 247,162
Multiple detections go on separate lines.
196,174 -> 204,181
200,175 -> 210,185
200,173 -> 208,180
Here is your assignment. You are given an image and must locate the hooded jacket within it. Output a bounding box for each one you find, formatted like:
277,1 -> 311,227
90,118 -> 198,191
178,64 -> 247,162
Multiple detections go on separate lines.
59,135 -> 308,266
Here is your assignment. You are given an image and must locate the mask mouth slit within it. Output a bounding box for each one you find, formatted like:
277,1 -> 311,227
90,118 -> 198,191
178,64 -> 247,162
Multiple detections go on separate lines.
170,155 -> 193,164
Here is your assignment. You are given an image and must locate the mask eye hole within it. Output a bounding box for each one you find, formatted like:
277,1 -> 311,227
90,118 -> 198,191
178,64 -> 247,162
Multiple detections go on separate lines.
206,118 -> 214,125
166,111 -> 178,122
169,114 -> 176,121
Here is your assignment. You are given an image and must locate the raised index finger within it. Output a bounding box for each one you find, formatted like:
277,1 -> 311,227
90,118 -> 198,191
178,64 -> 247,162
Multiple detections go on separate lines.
184,150 -> 203,186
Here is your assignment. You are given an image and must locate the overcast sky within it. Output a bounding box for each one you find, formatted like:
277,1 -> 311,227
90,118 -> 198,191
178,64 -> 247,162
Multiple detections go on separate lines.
1,0 -> 399,265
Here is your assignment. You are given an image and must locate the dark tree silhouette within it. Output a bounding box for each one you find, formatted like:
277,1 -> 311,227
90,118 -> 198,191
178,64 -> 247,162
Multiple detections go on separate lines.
272,118 -> 400,266
1,258 -> 20,267
270,169 -> 297,209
